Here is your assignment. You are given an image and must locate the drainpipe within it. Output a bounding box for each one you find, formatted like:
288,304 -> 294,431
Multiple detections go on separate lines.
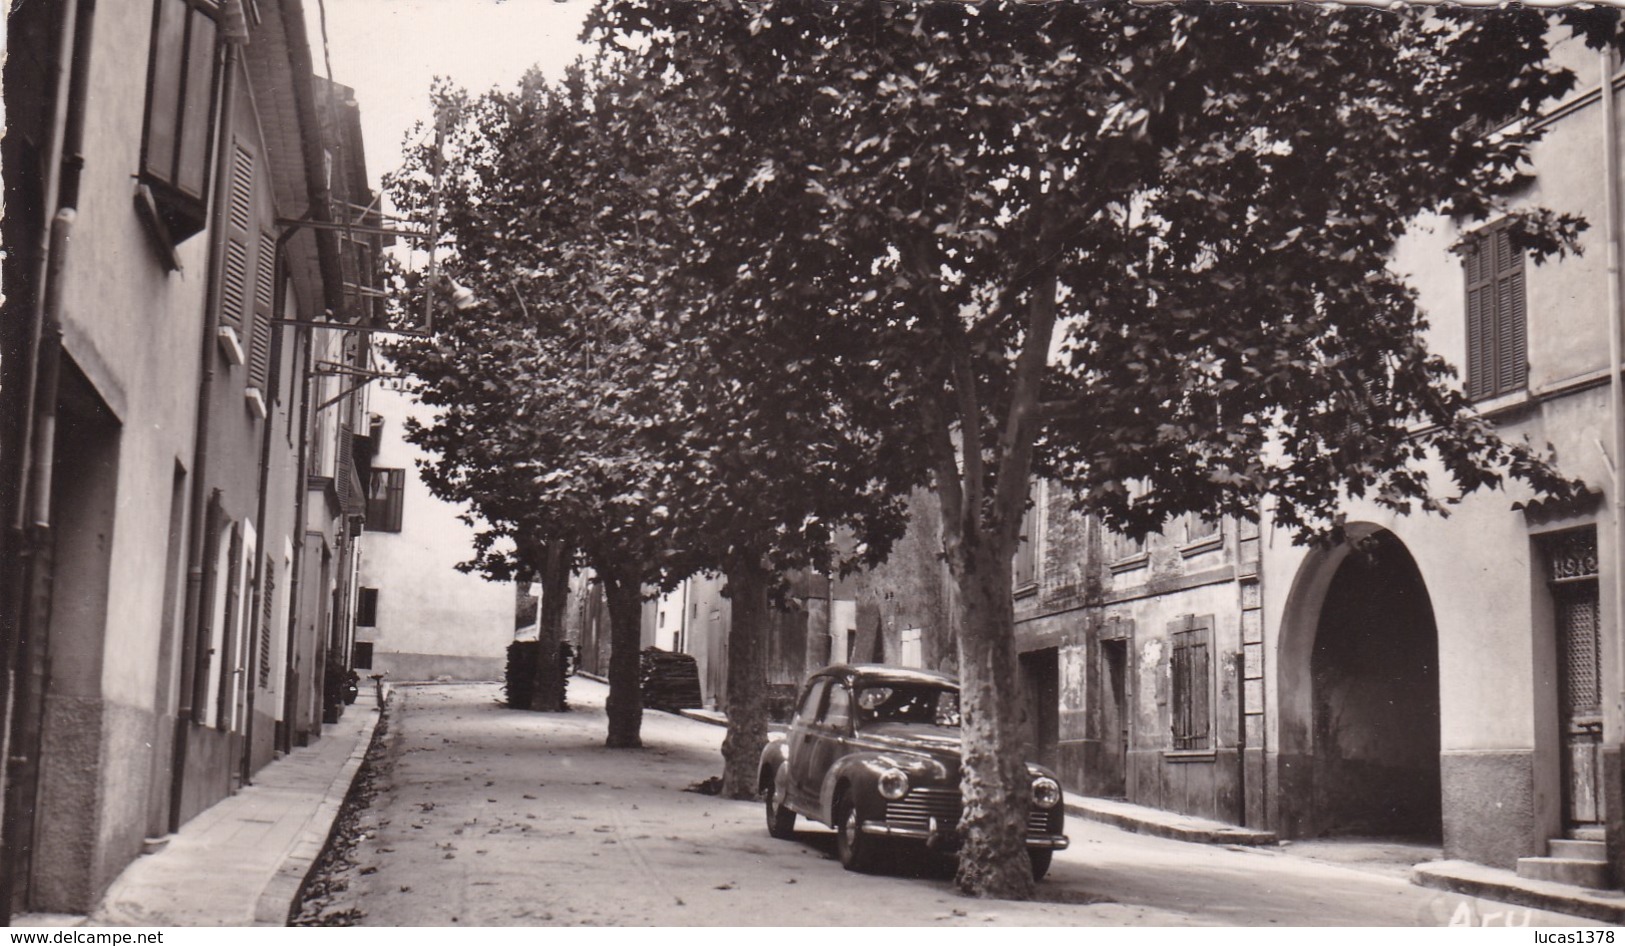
171,11 -> 247,832
281,324 -> 313,753
1603,49 -> 1625,883
1,0 -> 93,921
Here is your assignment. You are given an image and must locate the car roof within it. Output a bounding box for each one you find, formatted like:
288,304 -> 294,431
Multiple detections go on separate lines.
816,664 -> 960,688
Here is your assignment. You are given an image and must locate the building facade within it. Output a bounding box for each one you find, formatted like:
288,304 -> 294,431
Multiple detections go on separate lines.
1,0 -> 381,916
762,32 -> 1625,892
353,379 -> 517,683
1256,39 -> 1621,883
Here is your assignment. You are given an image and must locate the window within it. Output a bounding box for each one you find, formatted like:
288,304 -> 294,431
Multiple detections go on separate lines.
796,679 -> 829,724
1169,615 -> 1214,751
366,468 -> 404,532
352,641 -> 374,670
821,684 -> 853,729
1103,481 -> 1151,567
899,627 -> 923,668
356,587 -> 378,627
1103,527 -> 1147,565
1463,222 -> 1528,401
1179,513 -> 1222,553
140,0 -> 220,243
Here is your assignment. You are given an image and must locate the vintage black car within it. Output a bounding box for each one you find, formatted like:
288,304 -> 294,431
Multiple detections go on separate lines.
758,664 -> 1069,879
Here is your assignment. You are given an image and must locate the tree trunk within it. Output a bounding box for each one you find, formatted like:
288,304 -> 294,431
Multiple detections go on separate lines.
926,257 -> 1057,898
600,569 -> 644,748
948,535 -> 1035,899
527,542 -> 569,712
720,558 -> 770,800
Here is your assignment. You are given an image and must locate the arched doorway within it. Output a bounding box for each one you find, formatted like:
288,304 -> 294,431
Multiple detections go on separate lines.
1279,527 -> 1442,840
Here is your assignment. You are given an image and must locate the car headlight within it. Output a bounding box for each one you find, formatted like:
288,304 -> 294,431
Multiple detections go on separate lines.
1032,775 -> 1061,810
878,767 -> 910,800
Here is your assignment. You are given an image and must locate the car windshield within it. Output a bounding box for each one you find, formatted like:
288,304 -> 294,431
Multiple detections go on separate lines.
855,683 -> 960,728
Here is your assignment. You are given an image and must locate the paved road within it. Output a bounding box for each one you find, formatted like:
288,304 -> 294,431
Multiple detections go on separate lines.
327,680 -> 1594,927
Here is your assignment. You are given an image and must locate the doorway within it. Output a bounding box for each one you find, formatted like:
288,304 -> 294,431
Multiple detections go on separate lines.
1021,647 -> 1060,771
1545,528 -> 1603,837
1097,637 -> 1129,798
1307,530 -> 1441,839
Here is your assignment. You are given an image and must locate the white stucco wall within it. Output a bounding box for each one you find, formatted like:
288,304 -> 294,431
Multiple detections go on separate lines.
355,380 -> 516,680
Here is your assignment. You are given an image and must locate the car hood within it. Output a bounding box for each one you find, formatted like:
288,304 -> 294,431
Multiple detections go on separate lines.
849,724 -> 1062,785
849,723 -> 963,779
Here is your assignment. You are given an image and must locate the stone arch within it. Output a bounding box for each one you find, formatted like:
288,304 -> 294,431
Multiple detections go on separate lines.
1276,525 -> 1442,839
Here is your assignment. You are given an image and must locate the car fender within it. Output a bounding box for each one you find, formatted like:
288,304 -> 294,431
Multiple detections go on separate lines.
820,753 -> 878,824
818,751 -> 940,824
758,736 -> 788,795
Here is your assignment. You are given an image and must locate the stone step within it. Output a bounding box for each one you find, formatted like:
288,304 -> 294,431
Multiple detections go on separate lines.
1572,825 -> 1607,842
1516,856 -> 1613,890
1550,839 -> 1608,862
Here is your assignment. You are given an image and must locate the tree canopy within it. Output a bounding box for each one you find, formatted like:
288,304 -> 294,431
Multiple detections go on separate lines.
581,0 -> 1592,897
386,62 -> 919,752
389,0 -> 1605,898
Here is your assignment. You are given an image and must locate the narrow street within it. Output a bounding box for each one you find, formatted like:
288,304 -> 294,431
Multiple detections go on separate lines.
313,681 -> 1593,927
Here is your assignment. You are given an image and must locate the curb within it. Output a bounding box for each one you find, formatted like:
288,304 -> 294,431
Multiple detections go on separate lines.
673,708 -> 728,727
252,692 -> 385,926
1065,797 -> 1278,847
1413,860 -> 1625,925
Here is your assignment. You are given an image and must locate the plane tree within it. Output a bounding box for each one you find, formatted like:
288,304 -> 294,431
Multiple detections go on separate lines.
386,64 -> 918,758
588,0 -> 1592,898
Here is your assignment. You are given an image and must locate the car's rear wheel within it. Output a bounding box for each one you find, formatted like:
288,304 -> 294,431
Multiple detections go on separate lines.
835,796 -> 876,872
764,771 -> 796,840
1029,849 -> 1053,882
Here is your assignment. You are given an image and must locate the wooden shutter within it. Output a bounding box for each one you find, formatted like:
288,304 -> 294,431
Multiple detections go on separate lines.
220,140 -> 254,334
142,0 -> 218,238
1188,635 -> 1210,748
1462,226 -> 1527,400
175,5 -> 216,198
249,231 -> 275,389
257,555 -> 275,688
1171,642 -> 1190,746
216,523 -> 243,731
1495,230 -> 1528,395
1169,616 -> 1213,750
1463,239 -> 1492,400
144,0 -> 188,186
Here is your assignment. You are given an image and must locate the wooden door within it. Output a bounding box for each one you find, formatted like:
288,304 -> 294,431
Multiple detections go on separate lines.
1549,530 -> 1603,835
1100,638 -> 1129,798
1558,582 -> 1604,832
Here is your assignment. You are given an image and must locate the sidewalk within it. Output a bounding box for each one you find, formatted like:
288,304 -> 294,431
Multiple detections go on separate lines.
1414,860 -> 1625,926
74,691 -> 382,927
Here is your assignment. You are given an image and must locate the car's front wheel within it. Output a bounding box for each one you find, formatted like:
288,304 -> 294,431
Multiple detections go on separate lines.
1029,849 -> 1053,882
764,772 -> 796,840
835,796 -> 877,873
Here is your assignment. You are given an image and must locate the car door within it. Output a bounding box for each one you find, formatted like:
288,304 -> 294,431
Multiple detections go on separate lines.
802,679 -> 855,816
786,678 -> 829,809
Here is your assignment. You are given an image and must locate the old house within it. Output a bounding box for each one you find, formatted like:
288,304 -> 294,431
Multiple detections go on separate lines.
353,377 -> 517,683
0,0 -> 380,916
1254,40 -> 1621,886
820,28 -> 1625,895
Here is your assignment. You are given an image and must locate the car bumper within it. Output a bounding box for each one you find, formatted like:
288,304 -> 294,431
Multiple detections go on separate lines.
860,817 -> 1069,851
